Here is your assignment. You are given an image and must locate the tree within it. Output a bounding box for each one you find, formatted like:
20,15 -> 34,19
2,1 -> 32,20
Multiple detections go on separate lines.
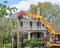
29,4 -> 37,14
29,2 -> 60,24
0,0 -> 17,18
0,1 -> 8,18
7,6 -> 17,16
0,0 -> 17,48
0,18 -> 17,40
0,18 -> 17,48
9,19 -> 17,48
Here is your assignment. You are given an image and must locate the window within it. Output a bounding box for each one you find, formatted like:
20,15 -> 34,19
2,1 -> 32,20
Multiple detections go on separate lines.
42,24 -> 44,26
30,21 -> 32,26
20,21 -> 23,27
37,22 -> 41,26
30,21 -> 32,29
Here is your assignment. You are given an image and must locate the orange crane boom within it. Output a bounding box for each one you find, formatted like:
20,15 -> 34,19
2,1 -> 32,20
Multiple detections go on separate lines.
25,12 -> 55,34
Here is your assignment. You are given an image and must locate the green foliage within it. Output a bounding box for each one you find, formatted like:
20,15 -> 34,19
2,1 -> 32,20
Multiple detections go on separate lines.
0,0 -> 8,18
13,42 -> 17,48
0,0 -> 17,18
21,42 -> 27,48
7,6 -> 17,14
0,18 -> 17,45
29,2 -> 60,24
3,44 -> 12,48
21,38 -> 46,47
30,38 -> 46,47
30,42 -> 45,47
3,37 -> 10,44
0,42 -> 3,48
23,39 -> 30,45
13,42 -> 27,48
30,38 -> 42,42
0,0 -> 17,48
30,4 -> 37,14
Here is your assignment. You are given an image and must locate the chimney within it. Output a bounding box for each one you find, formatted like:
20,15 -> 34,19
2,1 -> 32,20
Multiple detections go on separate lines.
37,8 -> 40,15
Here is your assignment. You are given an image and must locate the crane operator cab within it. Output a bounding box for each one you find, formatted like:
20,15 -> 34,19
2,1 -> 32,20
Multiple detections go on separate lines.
54,34 -> 60,44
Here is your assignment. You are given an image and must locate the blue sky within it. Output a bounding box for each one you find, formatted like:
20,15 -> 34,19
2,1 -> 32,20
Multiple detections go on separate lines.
0,0 -> 60,11
0,0 -> 60,6
0,0 -> 21,6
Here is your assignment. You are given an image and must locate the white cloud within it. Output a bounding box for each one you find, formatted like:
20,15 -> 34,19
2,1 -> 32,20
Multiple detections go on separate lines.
11,0 -> 60,11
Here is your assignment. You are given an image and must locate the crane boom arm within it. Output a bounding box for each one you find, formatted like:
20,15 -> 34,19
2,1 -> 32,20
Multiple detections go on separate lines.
25,12 -> 55,34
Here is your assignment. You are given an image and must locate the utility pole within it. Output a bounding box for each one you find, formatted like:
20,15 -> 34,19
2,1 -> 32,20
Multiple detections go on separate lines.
17,18 -> 21,48
17,10 -> 24,48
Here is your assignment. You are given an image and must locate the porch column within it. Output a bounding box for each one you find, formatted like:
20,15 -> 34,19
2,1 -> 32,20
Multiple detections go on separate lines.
28,32 -> 31,40
44,32 -> 46,36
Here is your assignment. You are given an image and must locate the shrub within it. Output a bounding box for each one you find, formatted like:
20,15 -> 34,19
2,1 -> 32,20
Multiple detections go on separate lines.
21,38 -> 46,47
21,39 -> 30,48
3,37 -> 10,44
3,44 -> 12,48
30,38 -> 46,47
23,39 -> 30,45
13,42 -> 17,48
30,38 -> 42,42
21,42 -> 27,48
0,42 -> 3,48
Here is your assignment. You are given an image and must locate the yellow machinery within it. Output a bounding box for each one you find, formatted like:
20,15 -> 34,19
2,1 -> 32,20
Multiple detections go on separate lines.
18,10 -> 60,47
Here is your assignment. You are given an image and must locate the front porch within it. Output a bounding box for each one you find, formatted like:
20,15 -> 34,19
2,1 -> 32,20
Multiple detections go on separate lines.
21,31 -> 46,41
